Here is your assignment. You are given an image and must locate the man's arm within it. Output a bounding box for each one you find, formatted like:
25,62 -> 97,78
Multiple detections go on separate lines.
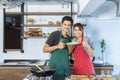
43,44 -> 58,53
43,41 -> 65,53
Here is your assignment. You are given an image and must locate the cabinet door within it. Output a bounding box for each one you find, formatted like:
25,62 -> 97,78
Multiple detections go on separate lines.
4,14 -> 23,52
94,66 -> 113,75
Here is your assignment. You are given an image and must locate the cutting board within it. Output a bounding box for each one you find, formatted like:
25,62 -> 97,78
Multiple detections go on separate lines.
100,76 -> 116,80
71,75 -> 116,80
71,75 -> 96,80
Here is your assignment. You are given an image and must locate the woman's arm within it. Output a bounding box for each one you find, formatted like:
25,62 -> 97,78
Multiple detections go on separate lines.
82,40 -> 94,57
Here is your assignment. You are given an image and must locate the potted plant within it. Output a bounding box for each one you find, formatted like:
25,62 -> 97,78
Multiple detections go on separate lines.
100,39 -> 106,63
26,18 -> 34,24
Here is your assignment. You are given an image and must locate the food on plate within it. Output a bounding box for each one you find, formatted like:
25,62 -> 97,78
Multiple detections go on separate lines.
66,41 -> 80,45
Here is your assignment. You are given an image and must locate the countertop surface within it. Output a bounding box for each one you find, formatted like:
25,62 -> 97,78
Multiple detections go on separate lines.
0,59 -> 113,67
0,59 -> 48,67
93,63 -> 113,67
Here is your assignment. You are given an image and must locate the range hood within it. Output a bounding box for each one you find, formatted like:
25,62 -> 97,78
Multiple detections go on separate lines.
78,0 -> 106,17
107,0 -> 120,16
77,0 -> 120,17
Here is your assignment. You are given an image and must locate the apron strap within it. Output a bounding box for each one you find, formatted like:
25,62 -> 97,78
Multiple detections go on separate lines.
80,34 -> 84,44
59,30 -> 62,42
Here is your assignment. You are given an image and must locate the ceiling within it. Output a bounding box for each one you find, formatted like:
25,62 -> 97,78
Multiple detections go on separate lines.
0,0 -> 78,2
0,0 -> 120,17
0,0 -> 78,8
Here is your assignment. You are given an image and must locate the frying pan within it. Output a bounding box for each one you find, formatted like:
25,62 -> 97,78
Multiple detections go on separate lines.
30,65 -> 56,77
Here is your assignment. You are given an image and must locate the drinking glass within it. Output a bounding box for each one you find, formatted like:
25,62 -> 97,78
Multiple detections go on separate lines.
106,70 -> 113,77
101,70 -> 105,76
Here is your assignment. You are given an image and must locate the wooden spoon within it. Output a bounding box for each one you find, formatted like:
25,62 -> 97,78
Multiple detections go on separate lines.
34,64 -> 43,71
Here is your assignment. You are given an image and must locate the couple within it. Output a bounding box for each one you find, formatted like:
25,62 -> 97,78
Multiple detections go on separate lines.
43,16 -> 94,80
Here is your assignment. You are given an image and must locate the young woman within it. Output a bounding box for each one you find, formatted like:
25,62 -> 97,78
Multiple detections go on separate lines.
43,16 -> 73,80
73,23 -> 95,75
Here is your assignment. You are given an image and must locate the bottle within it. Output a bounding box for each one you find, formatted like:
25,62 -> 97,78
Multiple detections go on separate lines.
118,71 -> 120,80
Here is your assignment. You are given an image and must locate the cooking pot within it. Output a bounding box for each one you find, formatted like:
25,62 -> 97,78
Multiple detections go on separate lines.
30,66 -> 56,77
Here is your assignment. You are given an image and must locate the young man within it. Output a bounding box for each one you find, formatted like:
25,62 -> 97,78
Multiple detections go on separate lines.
43,16 -> 73,80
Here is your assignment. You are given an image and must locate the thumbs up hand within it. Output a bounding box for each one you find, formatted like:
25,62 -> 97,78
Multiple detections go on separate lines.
57,41 -> 65,49
82,40 -> 89,49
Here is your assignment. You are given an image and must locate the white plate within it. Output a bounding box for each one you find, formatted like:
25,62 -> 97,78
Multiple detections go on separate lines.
66,41 -> 80,45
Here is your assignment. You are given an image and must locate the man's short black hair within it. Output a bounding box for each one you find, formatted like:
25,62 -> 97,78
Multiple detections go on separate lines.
62,16 -> 73,26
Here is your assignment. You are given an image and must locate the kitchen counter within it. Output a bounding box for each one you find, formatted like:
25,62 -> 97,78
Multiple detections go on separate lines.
0,59 -> 49,80
0,59 -> 113,67
0,59 -> 48,67
0,59 -> 114,75
94,63 -> 113,67
93,63 -> 113,75
70,63 -> 113,67
70,63 -> 114,75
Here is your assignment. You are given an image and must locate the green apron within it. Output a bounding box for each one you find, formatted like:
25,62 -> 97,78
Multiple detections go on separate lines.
49,30 -> 70,80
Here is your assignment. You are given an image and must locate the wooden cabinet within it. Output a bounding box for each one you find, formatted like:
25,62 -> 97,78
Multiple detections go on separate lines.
4,14 -> 23,52
3,3 -> 24,53
0,67 -> 30,80
70,63 -> 114,75
94,64 -> 113,75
